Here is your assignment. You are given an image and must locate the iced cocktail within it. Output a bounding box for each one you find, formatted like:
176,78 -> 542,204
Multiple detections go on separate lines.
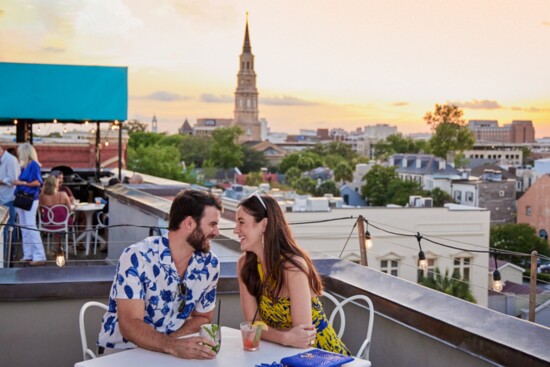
199,323 -> 221,353
240,321 -> 266,351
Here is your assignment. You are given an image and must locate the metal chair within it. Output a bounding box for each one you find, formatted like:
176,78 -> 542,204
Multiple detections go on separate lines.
38,204 -> 76,256
93,212 -> 108,255
79,301 -> 108,360
322,292 -> 375,361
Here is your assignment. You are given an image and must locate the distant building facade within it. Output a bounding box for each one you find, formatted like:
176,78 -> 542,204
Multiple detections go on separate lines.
364,124 -> 397,140
468,120 -> 535,143
178,119 -> 193,135
516,174 -> 550,241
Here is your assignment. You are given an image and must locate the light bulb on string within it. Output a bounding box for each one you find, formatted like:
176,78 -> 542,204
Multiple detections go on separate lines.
416,233 -> 428,270
13,119 -> 18,125
55,248 -> 66,267
85,120 -> 89,125
492,251 -> 503,292
364,220 -> 373,250
53,119 -> 57,124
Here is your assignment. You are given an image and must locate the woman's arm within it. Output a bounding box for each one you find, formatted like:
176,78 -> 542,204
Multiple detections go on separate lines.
246,256 -> 316,349
14,179 -> 41,187
60,192 -> 72,208
237,255 -> 260,322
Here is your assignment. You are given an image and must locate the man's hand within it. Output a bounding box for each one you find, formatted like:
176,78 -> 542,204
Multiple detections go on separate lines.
167,335 -> 217,359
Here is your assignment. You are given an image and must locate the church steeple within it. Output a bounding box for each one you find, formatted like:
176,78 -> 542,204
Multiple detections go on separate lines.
233,13 -> 261,142
243,12 -> 251,53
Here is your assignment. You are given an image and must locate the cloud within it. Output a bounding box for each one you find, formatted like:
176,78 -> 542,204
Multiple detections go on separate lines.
511,106 -> 549,113
134,91 -> 191,102
448,99 -> 502,110
42,46 -> 65,53
543,21 -> 550,26
200,94 -> 233,103
391,102 -> 409,107
260,95 -> 318,106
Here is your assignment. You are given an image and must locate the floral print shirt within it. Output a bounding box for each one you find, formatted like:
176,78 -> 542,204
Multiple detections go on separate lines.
97,235 -> 220,349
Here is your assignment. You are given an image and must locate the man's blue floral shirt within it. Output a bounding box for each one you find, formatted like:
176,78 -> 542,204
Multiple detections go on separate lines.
97,235 -> 219,349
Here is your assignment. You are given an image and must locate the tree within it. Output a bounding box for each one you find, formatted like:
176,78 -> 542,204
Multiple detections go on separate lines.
361,165 -> 398,206
285,167 -> 302,186
490,224 -> 550,266
333,162 -> 354,183
428,187 -> 455,207
374,134 -> 426,159
386,179 -> 425,206
418,267 -> 476,303
241,146 -> 268,173
127,144 -> 186,181
424,104 -> 475,164
521,146 -> 533,166
124,119 -> 148,134
293,176 -> 317,195
246,171 -> 264,186
316,180 -> 340,197
179,135 -> 212,168
209,127 -> 244,179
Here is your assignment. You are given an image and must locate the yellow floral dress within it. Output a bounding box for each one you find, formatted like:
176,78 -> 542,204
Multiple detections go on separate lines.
257,262 -> 351,355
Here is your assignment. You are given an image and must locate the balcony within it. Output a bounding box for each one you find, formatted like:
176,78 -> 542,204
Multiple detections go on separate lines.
0,184 -> 548,366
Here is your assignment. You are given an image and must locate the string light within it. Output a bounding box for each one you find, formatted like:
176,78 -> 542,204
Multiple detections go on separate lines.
13,119 -> 18,125
416,232 -> 428,270
53,119 -> 57,124
85,120 -> 89,125
492,251 -> 503,292
55,248 -> 66,267
364,221 -> 373,250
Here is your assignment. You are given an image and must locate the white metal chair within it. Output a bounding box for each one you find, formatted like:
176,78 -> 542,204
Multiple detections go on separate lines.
93,212 -> 108,255
38,204 -> 76,256
322,292 -> 375,361
79,301 -> 108,360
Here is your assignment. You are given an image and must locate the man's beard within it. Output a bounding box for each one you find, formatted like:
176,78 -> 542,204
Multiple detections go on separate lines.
187,225 -> 212,252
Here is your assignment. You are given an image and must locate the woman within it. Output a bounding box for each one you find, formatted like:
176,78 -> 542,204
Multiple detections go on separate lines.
13,143 -> 45,266
234,193 -> 350,354
50,170 -> 75,204
39,175 -> 73,221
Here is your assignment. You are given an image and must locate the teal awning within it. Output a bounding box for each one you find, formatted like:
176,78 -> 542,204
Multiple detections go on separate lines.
0,62 -> 127,123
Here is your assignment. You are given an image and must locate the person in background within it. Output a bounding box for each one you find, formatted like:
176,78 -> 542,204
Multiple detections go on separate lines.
13,143 -> 45,266
0,145 -> 21,249
50,170 -> 75,204
38,175 -> 74,252
234,192 -> 351,354
97,190 -> 222,359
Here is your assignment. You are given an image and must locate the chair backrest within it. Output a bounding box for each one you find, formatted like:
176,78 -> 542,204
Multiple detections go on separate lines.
322,292 -> 375,360
38,204 -> 71,231
79,301 -> 108,360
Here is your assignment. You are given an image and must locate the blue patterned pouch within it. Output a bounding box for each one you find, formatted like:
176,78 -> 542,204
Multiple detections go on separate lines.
280,349 -> 354,367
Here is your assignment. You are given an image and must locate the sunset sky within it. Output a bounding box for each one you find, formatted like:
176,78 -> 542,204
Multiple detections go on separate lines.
1,0 -> 549,137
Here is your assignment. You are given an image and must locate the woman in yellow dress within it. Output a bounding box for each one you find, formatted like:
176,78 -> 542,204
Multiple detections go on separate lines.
235,192 -> 350,354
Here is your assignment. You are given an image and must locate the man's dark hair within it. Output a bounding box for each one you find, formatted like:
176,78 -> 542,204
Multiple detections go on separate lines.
168,190 -> 222,231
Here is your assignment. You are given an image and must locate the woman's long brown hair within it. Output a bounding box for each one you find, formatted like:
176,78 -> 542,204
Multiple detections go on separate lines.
239,194 -> 323,300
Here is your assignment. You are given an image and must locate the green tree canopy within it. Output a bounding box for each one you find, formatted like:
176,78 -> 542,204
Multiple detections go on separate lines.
209,127 -> 244,179
246,171 -> 264,186
428,187 -> 455,207
293,176 -> 317,195
333,161 -> 354,183
424,104 -> 475,164
178,134 -> 212,168
418,268 -> 476,303
361,165 -> 398,206
285,166 -> 302,186
124,119 -> 148,134
241,146 -> 269,173
374,134 -> 426,159
386,180 -> 425,206
127,144 -> 188,181
316,180 -> 340,197
490,224 -> 550,266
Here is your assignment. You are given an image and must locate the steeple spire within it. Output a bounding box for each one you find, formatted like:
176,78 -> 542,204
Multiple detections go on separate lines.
243,12 -> 251,53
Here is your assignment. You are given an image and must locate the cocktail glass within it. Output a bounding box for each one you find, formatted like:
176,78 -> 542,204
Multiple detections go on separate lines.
240,321 -> 262,351
199,323 -> 221,353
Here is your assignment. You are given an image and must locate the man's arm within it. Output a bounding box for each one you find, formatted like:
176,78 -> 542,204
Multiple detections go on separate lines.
117,299 -> 216,359
170,309 -> 213,338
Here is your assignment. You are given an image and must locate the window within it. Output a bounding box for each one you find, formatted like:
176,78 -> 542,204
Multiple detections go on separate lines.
466,192 -> 474,203
454,190 -> 462,201
381,259 -> 399,276
454,257 -> 471,281
526,206 -> 532,216
246,99 -> 251,108
499,190 -> 505,197
539,229 -> 548,241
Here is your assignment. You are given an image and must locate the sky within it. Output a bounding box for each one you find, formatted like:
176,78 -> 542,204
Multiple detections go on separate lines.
1,0 -> 549,137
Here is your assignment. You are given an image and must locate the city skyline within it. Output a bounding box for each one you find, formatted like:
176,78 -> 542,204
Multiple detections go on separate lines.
1,0 -> 549,137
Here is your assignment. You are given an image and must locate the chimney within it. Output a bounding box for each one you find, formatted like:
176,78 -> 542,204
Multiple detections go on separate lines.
389,156 -> 395,166
438,158 -> 446,170
402,156 -> 408,168
416,157 -> 422,169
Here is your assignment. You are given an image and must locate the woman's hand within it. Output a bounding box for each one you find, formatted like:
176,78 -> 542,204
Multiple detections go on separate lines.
284,324 -> 316,349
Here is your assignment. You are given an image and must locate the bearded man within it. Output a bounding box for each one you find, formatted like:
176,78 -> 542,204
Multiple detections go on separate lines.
97,190 -> 222,360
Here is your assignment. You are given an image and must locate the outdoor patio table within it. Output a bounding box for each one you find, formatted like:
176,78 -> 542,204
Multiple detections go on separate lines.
74,202 -> 105,256
74,326 -> 371,367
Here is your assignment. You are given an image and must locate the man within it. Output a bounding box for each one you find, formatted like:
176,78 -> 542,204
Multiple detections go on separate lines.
0,145 -> 21,247
97,190 -> 222,359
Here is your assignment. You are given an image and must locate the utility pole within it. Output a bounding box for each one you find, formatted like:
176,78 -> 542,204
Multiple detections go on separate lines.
357,215 -> 368,266
529,251 -> 538,322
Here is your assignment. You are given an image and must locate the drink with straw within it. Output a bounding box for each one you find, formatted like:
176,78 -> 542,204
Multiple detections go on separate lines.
199,323 -> 221,353
240,321 -> 267,351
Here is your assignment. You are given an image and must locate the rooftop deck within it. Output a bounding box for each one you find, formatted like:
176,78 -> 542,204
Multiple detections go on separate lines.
0,184 -> 549,367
